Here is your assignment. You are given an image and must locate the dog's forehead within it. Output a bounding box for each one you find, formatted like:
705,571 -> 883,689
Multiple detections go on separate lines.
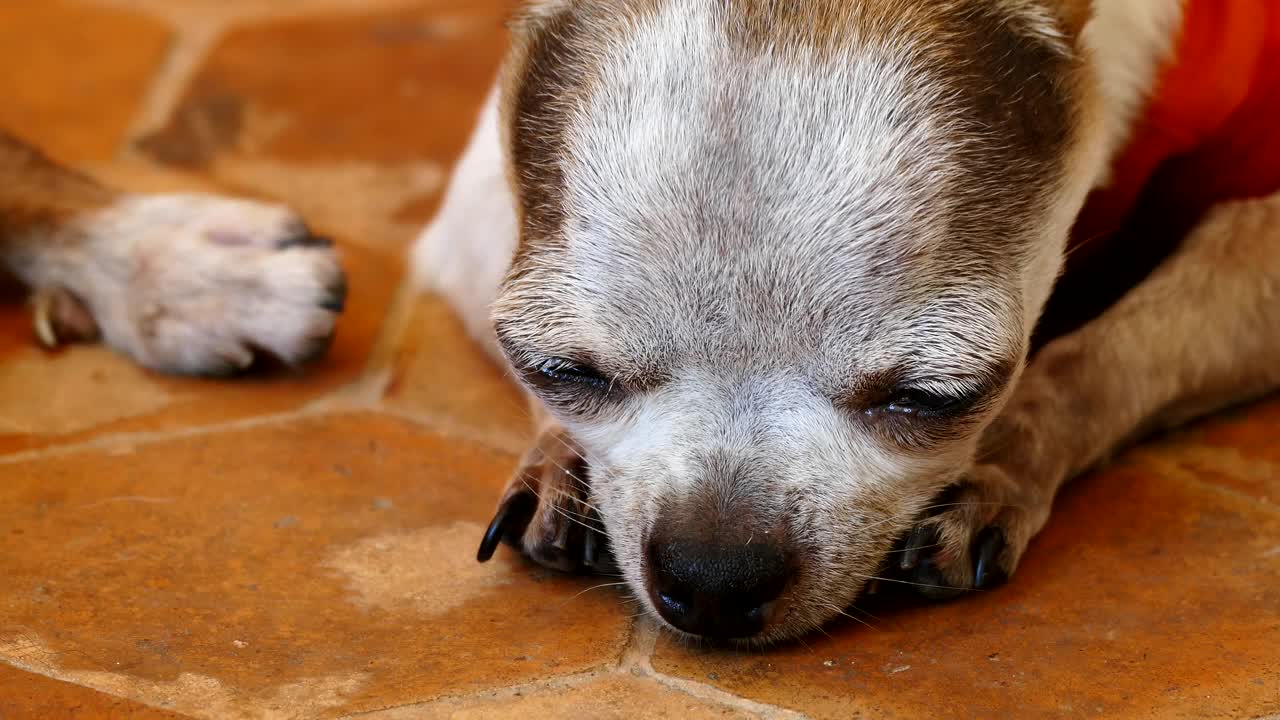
551,7 -> 1014,350
502,0 -> 1079,367
559,0 -> 969,241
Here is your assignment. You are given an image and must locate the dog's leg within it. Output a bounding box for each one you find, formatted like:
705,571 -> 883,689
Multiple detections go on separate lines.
412,83 -> 516,362
0,130 -> 345,375
899,191 -> 1280,598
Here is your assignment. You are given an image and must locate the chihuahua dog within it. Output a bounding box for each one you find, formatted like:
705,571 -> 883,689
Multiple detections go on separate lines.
0,131 -> 344,374
417,0 -> 1280,643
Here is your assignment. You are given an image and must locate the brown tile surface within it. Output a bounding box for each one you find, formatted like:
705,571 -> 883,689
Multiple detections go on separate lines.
651,460 -> 1280,720
1137,396 -> 1280,507
0,414 -> 631,718
96,0 -> 431,25
5,1 -> 1280,718
0,664 -> 190,719
139,1 -> 514,167
135,1 -> 520,247
0,0 -> 171,164
379,296 -> 532,451
363,675 -> 754,719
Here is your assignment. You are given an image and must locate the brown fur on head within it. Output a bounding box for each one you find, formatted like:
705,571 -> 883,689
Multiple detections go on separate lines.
490,0 -> 1107,642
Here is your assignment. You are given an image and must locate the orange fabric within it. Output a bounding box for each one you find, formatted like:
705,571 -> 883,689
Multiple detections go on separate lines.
1069,0 -> 1280,264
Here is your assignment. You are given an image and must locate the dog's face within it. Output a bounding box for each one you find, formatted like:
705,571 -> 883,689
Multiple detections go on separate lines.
493,0 -> 1102,642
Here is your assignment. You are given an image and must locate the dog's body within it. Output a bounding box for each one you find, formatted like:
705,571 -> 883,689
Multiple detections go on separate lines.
418,0 -> 1280,643
0,131 -> 345,374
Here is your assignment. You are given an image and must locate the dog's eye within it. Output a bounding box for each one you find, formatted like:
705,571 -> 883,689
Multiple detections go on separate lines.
882,387 -> 972,417
537,358 -> 610,390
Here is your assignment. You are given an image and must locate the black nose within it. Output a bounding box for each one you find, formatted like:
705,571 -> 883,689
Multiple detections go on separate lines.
647,538 -> 791,639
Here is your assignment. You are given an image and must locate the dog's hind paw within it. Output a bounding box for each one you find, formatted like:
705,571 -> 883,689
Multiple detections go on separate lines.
476,424 -> 613,574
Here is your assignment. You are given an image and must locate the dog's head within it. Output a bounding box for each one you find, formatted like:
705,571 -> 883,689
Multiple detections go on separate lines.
492,0 -> 1104,643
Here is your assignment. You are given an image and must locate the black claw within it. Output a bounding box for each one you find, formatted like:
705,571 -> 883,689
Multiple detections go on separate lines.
584,532 -> 618,575
583,528 -> 599,568
973,526 -> 1008,590
899,525 -> 936,571
281,233 -> 333,249
277,222 -> 334,250
913,556 -> 967,601
194,360 -> 248,379
582,509 -> 617,574
582,507 -> 602,568
477,491 -> 538,563
320,273 -> 348,313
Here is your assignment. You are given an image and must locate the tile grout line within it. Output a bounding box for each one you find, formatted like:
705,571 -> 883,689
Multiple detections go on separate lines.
0,401 -> 525,468
59,0 -> 536,478
334,618 -> 809,719
328,278 -> 422,406
333,622 -> 642,718
618,620 -> 812,719
302,276 -> 536,457
364,404 -> 531,456
96,0 -> 458,159
616,615 -> 659,673
298,269 -> 536,458
0,657 -> 200,720
118,19 -> 226,157
332,618 -> 641,719
0,408 -> 317,467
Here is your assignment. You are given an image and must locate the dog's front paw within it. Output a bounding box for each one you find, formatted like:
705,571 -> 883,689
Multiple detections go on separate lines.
46,193 -> 345,375
476,425 -> 613,574
894,462 -> 1054,600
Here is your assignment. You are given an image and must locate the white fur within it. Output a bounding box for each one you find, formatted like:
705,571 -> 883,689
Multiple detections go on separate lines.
11,194 -> 342,373
411,85 -> 516,361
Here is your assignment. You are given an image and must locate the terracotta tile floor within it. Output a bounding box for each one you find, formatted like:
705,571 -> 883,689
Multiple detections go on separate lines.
0,2 -> 1277,718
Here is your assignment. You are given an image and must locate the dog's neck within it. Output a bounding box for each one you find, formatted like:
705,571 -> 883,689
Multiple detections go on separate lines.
1079,0 -> 1185,187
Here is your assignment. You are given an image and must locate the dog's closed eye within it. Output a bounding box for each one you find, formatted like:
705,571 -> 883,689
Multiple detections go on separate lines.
831,363 -> 1009,450
514,355 -> 631,417
878,385 -> 982,419
845,372 -> 1009,451
535,357 -> 611,390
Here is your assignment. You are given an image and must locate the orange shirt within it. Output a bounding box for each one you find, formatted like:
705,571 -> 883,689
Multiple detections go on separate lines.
1070,0 -> 1280,264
